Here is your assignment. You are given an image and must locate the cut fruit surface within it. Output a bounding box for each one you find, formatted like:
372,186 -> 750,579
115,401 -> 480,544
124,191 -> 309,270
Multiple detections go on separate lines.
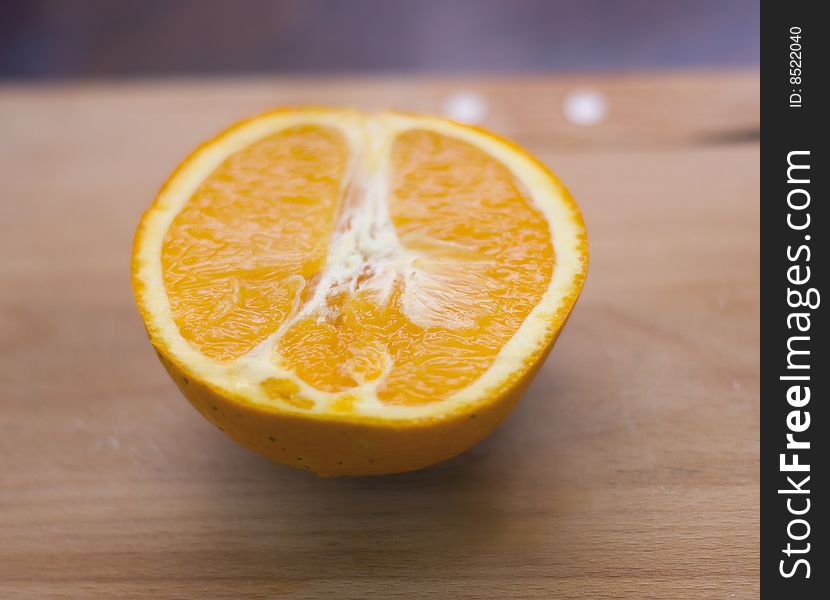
162,124 -> 349,361
132,108 -> 588,475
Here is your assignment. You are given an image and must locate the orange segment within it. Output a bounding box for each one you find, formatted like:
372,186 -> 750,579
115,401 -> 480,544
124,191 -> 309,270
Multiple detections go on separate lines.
161,125 -> 348,360
382,130 -> 554,404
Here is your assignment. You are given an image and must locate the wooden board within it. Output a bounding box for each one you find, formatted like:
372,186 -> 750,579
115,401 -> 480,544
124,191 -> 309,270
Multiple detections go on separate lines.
0,72 -> 759,599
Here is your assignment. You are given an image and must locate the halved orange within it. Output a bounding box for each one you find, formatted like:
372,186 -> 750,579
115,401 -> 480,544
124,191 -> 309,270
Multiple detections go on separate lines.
132,108 -> 588,476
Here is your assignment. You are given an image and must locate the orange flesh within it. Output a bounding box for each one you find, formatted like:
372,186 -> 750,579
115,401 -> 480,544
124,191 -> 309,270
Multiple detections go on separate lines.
162,126 -> 554,406
162,125 -> 348,359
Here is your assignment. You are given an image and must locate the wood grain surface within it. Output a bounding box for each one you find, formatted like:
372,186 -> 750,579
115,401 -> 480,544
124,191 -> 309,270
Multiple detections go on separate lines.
0,72 -> 759,599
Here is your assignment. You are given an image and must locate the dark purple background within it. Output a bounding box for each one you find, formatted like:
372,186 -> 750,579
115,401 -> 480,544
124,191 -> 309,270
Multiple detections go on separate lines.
1,0 -> 759,79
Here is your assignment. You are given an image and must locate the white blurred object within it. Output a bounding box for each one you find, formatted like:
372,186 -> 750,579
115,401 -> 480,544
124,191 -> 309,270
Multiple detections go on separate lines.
442,91 -> 488,124
562,90 -> 608,126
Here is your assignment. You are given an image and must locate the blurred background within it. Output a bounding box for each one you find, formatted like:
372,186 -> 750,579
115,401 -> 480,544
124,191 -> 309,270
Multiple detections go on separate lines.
2,0 -> 758,79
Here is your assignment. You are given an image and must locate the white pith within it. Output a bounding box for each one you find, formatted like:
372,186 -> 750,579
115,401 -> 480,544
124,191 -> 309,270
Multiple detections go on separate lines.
135,110 -> 586,420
